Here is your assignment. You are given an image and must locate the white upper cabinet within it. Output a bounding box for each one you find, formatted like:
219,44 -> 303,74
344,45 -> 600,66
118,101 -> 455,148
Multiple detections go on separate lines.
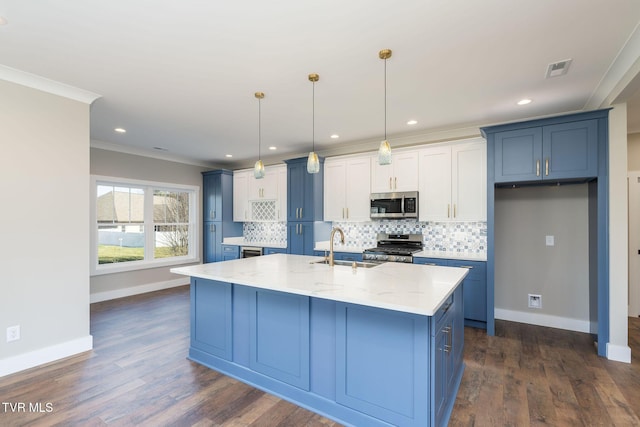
370,149 -> 419,193
324,154 -> 371,221
233,164 -> 287,222
419,139 -> 486,222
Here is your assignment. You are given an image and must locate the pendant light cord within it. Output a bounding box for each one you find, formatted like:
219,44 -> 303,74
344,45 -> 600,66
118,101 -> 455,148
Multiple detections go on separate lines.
258,97 -> 261,160
384,57 -> 387,141
312,80 -> 315,153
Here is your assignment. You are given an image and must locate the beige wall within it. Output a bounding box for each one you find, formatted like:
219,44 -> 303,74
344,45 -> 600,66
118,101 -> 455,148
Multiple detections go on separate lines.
628,132 -> 640,170
495,185 -> 590,329
0,80 -> 92,371
90,148 -> 210,300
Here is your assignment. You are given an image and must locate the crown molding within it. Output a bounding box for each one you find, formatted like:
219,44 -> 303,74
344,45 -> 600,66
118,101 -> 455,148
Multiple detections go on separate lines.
90,139 -> 221,168
0,65 -> 101,104
585,22 -> 640,109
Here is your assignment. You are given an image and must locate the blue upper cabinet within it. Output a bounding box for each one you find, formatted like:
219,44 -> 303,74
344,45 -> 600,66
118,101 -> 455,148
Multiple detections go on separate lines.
202,170 -> 242,262
203,171 -> 222,221
286,157 -> 324,222
492,118 -> 598,183
203,170 -> 236,222
543,120 -> 598,180
494,127 -> 543,183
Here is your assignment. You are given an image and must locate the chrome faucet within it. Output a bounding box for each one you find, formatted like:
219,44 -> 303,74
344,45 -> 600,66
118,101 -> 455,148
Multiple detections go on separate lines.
329,226 -> 345,266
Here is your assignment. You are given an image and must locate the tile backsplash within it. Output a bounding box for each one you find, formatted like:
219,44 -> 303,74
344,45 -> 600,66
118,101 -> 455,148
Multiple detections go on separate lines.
243,220 -> 486,254
243,222 -> 287,246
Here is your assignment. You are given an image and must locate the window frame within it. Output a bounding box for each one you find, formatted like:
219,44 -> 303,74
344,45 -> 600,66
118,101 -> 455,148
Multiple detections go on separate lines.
91,175 -> 200,276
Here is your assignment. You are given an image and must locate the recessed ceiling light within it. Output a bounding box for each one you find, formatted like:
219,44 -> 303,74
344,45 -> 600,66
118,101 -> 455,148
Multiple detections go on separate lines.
407,120 -> 418,125
330,134 -> 339,139
114,127 -> 126,133
268,146 -> 277,150
225,154 -> 233,158
517,99 -> 532,106
153,146 -> 168,151
0,16 -> 7,25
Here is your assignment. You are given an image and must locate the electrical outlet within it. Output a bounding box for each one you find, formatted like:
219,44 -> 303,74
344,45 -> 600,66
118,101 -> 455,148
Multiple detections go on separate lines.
528,294 -> 542,309
6,325 -> 20,342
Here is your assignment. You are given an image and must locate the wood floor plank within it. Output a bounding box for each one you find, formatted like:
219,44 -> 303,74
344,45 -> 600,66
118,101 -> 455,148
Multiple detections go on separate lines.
1,286 -> 639,427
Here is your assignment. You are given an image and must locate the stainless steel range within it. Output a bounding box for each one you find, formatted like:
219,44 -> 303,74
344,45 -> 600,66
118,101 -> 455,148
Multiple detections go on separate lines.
362,233 -> 423,263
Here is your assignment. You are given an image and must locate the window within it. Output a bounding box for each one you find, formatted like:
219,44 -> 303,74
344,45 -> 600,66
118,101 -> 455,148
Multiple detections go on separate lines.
92,176 -> 198,275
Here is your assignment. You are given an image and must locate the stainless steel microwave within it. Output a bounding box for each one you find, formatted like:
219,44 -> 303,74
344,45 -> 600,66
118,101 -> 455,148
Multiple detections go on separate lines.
370,191 -> 419,219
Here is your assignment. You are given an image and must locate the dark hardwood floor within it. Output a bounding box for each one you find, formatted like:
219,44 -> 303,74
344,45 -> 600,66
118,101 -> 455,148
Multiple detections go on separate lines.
1,285 -> 638,426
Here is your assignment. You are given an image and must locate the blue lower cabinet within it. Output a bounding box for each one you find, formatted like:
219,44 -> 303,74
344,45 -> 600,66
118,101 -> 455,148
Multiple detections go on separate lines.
264,247 -> 287,255
203,222 -> 221,263
448,260 -> 487,327
414,257 -> 487,328
431,285 -> 464,427
249,289 -> 310,390
334,252 -> 363,262
287,222 -> 315,255
190,278 -> 232,360
189,278 -> 463,427
221,244 -> 239,261
312,251 -> 362,262
336,303 -> 429,426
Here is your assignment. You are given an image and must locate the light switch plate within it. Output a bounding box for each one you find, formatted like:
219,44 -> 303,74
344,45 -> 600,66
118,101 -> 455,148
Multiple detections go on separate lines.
546,235 -> 555,246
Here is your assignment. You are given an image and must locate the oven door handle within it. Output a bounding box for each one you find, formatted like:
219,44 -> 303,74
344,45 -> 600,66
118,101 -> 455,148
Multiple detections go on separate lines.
401,195 -> 405,215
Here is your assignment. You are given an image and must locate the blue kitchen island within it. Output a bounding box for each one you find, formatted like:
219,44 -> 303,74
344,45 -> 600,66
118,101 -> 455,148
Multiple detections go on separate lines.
171,254 -> 468,427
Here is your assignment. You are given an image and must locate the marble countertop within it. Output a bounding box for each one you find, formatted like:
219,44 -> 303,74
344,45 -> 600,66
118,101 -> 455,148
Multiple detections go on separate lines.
171,254 -> 468,316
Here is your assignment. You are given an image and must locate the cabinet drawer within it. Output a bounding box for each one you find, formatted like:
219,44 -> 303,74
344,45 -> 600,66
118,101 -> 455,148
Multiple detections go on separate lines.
264,247 -> 286,255
433,293 -> 454,328
413,257 -> 447,266
448,260 -> 486,281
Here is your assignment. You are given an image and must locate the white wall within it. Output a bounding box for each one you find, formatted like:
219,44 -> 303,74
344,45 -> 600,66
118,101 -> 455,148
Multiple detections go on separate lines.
0,80 -> 94,375
608,104 -> 631,362
89,147 -> 209,302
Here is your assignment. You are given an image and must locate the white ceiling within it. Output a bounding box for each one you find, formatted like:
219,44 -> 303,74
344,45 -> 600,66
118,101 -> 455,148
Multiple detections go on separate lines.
1,1 -> 639,168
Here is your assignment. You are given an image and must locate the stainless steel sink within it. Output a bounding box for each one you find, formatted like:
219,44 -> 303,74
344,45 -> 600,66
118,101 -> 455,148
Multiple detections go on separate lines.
312,259 -> 381,268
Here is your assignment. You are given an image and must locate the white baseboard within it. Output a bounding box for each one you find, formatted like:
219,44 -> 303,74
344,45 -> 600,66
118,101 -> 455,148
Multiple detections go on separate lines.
0,335 -> 93,378
90,278 -> 189,303
495,308 -> 591,333
606,343 -> 632,363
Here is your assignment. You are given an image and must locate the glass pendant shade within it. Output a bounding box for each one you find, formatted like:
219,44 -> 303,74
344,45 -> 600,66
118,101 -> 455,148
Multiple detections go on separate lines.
307,151 -> 320,174
254,159 -> 265,179
378,140 -> 392,165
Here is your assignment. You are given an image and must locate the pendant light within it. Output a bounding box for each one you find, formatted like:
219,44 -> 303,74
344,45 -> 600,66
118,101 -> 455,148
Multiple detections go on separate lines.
378,49 -> 392,165
253,91 -> 265,179
307,73 -> 320,174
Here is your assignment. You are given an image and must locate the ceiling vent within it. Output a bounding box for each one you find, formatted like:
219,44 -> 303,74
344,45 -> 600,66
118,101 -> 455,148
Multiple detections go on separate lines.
545,59 -> 572,78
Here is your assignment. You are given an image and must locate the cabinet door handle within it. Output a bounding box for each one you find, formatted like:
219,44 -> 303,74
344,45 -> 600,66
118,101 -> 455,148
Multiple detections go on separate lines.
394,177 -> 397,189
300,207 -> 303,218
443,326 -> 452,353
545,158 -> 549,176
346,207 -> 349,219
342,207 -> 345,219
210,224 -> 216,232
459,265 -> 474,269
453,204 -> 457,218
447,204 -> 450,218
536,160 -> 540,177
389,177 -> 392,190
